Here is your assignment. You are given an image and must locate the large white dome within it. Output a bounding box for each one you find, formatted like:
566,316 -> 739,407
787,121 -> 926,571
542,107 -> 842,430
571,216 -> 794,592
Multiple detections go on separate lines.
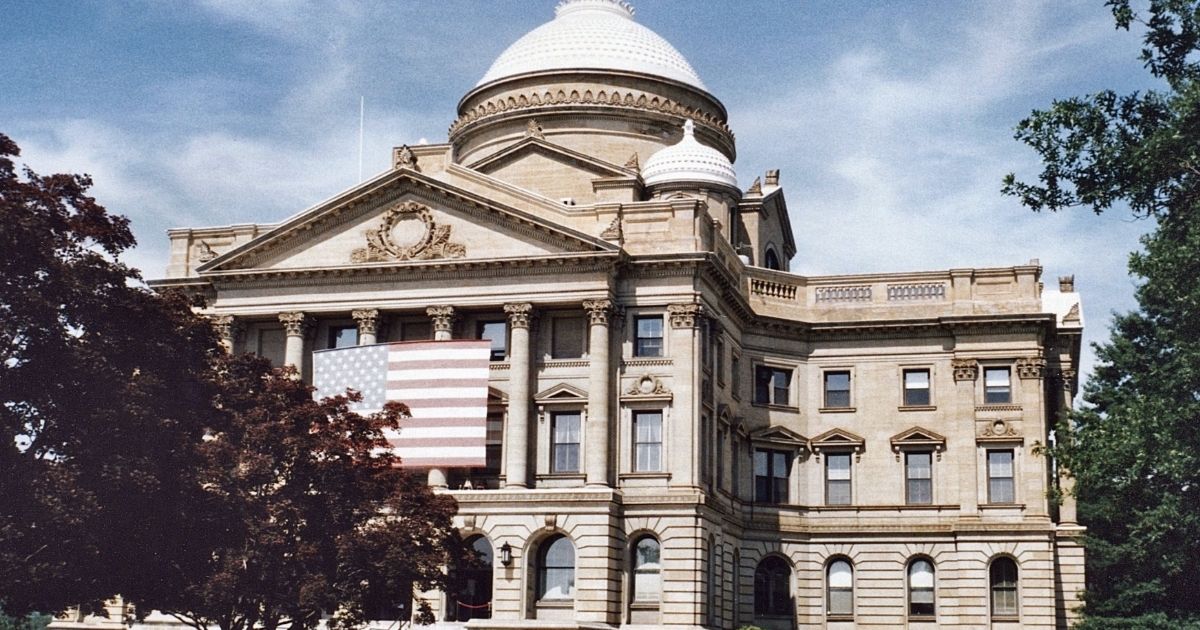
642,120 -> 738,188
477,0 -> 707,91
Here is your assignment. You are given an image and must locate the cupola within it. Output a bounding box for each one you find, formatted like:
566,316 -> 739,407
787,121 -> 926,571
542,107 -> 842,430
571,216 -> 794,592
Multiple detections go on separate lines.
642,120 -> 738,190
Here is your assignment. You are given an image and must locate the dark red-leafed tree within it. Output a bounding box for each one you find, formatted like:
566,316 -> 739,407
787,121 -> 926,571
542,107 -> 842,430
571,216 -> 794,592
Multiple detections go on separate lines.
0,133 -> 222,615
158,355 -> 461,630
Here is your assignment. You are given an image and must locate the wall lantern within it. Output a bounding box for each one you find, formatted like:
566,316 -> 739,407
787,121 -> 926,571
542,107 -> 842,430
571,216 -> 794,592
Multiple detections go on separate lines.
499,542 -> 513,567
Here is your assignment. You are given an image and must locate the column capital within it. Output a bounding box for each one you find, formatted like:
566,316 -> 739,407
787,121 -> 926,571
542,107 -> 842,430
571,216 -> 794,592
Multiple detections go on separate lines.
582,299 -> 614,326
426,305 -> 456,334
1016,356 -> 1047,379
504,302 -> 535,329
952,358 -> 978,381
211,314 -> 244,340
278,312 -> 312,337
351,309 -> 381,335
667,303 -> 704,329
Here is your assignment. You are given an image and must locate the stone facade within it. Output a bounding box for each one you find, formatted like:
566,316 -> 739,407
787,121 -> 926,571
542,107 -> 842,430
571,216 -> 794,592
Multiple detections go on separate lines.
59,2 -> 1086,629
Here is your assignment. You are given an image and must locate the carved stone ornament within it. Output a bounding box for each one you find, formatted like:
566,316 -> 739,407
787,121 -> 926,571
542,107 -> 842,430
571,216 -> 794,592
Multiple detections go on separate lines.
582,299 -> 613,326
952,359 -> 978,381
278,312 -> 311,337
625,375 -> 670,397
1063,302 -> 1081,323
980,419 -> 1019,439
351,309 -> 380,336
351,200 -> 466,263
1015,357 -> 1046,379
196,240 -> 218,262
667,303 -> 704,329
1060,368 -> 1077,391
524,119 -> 545,140
393,145 -> 418,170
504,302 -> 534,329
426,305 -> 456,334
746,176 -> 762,195
600,216 -> 623,241
624,152 -> 640,171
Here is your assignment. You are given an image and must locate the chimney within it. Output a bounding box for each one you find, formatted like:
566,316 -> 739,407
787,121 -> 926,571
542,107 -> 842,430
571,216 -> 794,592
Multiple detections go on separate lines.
1059,275 -> 1075,292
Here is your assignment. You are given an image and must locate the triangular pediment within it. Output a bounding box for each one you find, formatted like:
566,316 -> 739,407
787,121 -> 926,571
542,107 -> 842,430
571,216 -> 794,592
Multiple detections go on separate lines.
534,382 -> 588,403
198,169 -> 617,274
750,425 -> 808,448
468,138 -> 637,203
889,426 -> 947,453
809,428 -> 866,453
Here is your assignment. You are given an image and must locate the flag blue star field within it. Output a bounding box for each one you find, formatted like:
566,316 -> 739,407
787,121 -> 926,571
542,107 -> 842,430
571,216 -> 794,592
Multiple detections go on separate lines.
313,340 -> 492,468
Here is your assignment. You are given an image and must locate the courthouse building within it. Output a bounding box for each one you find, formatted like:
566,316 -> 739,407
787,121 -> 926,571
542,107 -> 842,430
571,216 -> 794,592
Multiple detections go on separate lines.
85,1 -> 1090,628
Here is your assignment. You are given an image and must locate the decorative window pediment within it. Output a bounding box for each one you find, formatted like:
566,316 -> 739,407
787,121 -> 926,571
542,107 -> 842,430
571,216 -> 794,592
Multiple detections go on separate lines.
889,426 -> 947,461
620,375 -> 672,402
487,386 -> 509,403
977,419 -> 1023,444
750,425 -> 808,450
534,383 -> 588,405
810,428 -> 866,462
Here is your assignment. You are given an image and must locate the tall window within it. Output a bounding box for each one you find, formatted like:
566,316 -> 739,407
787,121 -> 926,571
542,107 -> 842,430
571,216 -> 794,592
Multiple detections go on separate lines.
754,366 -> 791,405
731,355 -> 741,398
990,558 -> 1018,618
634,316 -> 663,357
633,410 -> 663,472
328,325 -> 358,349
826,559 -> 853,617
825,453 -> 852,505
754,448 -> 789,504
449,536 -> 492,621
551,316 -> 585,359
716,428 -> 727,489
753,556 -> 791,617
987,449 -> 1015,503
905,451 -> 933,504
477,321 -> 507,361
824,371 -> 851,407
537,536 -> 575,601
908,558 -> 935,618
764,248 -> 781,270
551,412 -> 581,473
903,369 -> 930,405
984,367 -> 1011,403
631,536 -> 661,602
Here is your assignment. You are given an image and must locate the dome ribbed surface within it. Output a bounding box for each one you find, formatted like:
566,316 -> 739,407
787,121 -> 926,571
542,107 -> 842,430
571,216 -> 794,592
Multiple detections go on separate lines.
642,120 -> 737,188
477,0 -> 706,90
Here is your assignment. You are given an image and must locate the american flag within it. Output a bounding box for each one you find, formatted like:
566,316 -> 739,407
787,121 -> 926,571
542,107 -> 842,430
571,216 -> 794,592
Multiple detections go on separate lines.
312,340 -> 492,468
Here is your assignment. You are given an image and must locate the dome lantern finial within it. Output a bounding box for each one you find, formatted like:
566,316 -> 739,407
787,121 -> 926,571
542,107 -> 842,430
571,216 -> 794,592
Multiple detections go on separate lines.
555,0 -> 635,19
683,119 -> 695,136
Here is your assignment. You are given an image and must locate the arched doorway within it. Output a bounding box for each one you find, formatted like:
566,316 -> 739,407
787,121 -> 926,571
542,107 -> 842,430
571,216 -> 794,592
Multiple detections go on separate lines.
449,535 -> 492,621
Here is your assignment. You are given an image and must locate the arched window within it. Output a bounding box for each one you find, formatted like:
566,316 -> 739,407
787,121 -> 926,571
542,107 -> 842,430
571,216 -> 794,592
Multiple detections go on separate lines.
764,248 -> 781,270
990,557 -> 1018,618
826,558 -> 853,618
907,558 -> 935,618
449,535 -> 492,621
537,535 -> 575,601
631,536 -> 661,602
753,556 -> 792,617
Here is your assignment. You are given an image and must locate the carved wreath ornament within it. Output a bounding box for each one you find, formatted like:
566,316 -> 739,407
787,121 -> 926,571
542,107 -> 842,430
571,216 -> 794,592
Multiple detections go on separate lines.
351,201 -> 466,263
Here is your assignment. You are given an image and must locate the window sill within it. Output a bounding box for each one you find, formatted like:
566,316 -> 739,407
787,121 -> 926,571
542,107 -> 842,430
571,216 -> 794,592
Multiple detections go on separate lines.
980,502 -> 1025,510
537,473 -> 586,480
826,614 -> 855,622
819,406 -> 856,413
751,402 -> 800,412
535,599 -> 573,608
909,615 -> 936,622
620,471 -> 671,480
991,615 -> 1020,622
975,404 -> 1021,412
899,404 -> 937,412
629,601 -> 660,611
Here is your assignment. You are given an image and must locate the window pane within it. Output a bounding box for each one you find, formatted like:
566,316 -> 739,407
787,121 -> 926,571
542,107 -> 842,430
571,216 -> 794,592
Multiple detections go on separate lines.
329,325 -> 358,349
540,538 -> 575,600
754,366 -> 771,403
907,452 -> 932,479
825,371 -> 851,407
909,560 -> 934,588
829,589 -> 852,615
828,561 -> 852,587
984,367 -> 1011,403
827,454 -> 851,480
990,478 -> 1015,503
904,369 -> 931,405
635,317 -> 663,357
827,480 -> 851,505
984,368 -> 1010,387
772,451 -> 788,478
754,449 -> 768,476
478,321 -> 507,361
908,479 -> 933,504
552,413 -> 581,473
988,450 -> 1013,477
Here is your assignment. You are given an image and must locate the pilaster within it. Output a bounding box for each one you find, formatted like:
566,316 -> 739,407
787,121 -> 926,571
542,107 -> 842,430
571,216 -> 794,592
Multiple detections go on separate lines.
504,302 -> 534,488
582,299 -> 613,487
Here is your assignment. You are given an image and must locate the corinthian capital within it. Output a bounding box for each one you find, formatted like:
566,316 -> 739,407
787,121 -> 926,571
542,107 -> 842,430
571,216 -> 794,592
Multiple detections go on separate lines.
426,305 -> 456,334
667,303 -> 704,329
278,312 -> 311,337
351,309 -> 381,336
504,303 -> 534,329
582,299 -> 614,326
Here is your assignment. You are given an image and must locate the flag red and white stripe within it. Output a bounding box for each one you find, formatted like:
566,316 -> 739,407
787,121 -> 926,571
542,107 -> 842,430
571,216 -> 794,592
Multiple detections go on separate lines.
313,340 -> 491,468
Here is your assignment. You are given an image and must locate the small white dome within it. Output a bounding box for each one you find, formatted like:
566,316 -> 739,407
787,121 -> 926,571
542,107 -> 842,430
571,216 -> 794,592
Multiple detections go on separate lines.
642,120 -> 738,188
477,0 -> 706,90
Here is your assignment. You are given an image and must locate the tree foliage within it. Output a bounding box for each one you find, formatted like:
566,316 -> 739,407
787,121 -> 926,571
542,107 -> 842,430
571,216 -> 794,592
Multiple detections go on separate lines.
159,355 -> 461,630
0,133 -> 222,615
1004,2 -> 1200,626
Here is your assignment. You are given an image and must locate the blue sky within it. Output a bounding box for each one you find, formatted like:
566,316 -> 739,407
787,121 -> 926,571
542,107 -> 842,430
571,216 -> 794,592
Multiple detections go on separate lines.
2,0 -> 1162,381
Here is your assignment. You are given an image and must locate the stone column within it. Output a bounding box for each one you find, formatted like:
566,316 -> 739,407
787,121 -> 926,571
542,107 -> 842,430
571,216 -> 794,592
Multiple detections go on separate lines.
278,312 -> 311,379
1058,368 -> 1079,524
667,303 -> 703,488
583,299 -> 614,487
425,305 -> 457,488
211,314 -> 243,353
352,309 -> 381,345
503,303 -> 533,488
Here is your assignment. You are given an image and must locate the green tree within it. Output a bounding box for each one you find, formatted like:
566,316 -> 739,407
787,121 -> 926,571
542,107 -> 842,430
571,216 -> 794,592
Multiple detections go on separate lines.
0,133 -> 222,616
1003,2 -> 1200,627
158,354 -> 461,630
